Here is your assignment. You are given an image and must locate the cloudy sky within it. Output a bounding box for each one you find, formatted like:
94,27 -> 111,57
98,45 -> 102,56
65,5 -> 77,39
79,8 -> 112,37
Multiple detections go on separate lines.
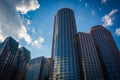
0,0 -> 120,58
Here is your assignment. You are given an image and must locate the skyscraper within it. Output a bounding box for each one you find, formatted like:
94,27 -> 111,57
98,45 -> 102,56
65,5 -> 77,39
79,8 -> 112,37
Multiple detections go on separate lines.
17,47 -> 31,80
13,49 -> 23,80
0,36 -> 31,80
52,8 -> 81,80
0,37 -> 19,80
77,32 -> 104,80
90,25 -> 120,80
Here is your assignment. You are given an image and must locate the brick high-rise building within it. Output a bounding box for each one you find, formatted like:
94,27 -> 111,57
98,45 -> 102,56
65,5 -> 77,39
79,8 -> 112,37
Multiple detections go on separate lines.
77,32 -> 104,80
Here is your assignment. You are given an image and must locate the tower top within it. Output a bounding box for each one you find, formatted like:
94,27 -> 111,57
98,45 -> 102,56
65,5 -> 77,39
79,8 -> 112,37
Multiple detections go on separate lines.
89,25 -> 109,32
56,8 -> 74,14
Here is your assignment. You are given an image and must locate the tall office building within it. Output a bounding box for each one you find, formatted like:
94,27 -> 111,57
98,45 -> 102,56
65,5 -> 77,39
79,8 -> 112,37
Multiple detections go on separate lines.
52,8 -> 82,80
0,42 -> 4,52
0,37 -> 19,80
77,32 -> 104,80
0,36 -> 31,80
90,25 -> 120,80
13,49 -> 23,80
17,47 -> 31,80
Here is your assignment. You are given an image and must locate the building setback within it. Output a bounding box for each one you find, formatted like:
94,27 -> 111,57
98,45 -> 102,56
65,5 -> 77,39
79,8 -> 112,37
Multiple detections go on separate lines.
77,32 -> 104,80
89,25 -> 120,80
52,8 -> 82,80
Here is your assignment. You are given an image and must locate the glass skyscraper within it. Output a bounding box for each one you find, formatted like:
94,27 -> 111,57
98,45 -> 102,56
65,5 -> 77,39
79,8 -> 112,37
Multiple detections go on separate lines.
0,37 -> 31,80
90,25 -> 120,80
17,47 -> 31,80
52,8 -> 81,80
0,37 -> 19,80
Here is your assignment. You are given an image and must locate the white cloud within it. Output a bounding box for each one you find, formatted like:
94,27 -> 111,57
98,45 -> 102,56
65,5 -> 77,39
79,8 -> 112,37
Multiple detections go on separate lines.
0,0 -> 32,44
0,34 -> 4,42
32,28 -> 36,34
0,0 -> 40,45
19,44 -> 22,48
109,9 -> 118,16
16,0 -> 40,14
18,25 -> 32,44
32,37 -> 44,48
27,19 -> 31,25
101,0 -> 107,4
0,27 -> 4,42
85,3 -> 88,7
115,28 -> 120,36
102,15 -> 113,27
102,9 -> 118,27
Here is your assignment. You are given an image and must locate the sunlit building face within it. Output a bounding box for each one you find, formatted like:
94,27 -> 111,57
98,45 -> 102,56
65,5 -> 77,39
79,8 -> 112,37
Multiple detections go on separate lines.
52,8 -> 81,80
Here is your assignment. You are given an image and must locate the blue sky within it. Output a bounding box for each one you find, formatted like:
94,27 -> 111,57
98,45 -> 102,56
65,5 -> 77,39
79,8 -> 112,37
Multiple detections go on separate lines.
0,0 -> 120,59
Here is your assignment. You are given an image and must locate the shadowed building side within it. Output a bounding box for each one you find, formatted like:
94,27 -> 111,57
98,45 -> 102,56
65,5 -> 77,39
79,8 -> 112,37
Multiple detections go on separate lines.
17,47 -> 31,80
0,37 -> 31,80
89,25 -> 120,80
77,32 -> 104,80
0,37 -> 19,80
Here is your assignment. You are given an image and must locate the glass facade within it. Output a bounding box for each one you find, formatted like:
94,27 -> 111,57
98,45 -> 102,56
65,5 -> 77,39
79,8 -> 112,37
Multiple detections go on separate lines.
77,32 -> 104,80
25,57 -> 45,80
52,8 -> 81,80
90,25 -> 120,80
25,57 -> 53,80
0,37 -> 19,80
17,47 -> 31,80
13,49 -> 23,80
45,58 -> 54,80
0,37 -> 31,80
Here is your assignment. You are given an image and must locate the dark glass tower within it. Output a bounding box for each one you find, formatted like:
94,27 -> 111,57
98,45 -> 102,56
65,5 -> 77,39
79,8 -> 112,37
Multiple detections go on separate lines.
90,25 -> 120,80
17,47 -> 31,80
52,8 -> 81,80
0,37 -> 31,80
0,37 -> 19,80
